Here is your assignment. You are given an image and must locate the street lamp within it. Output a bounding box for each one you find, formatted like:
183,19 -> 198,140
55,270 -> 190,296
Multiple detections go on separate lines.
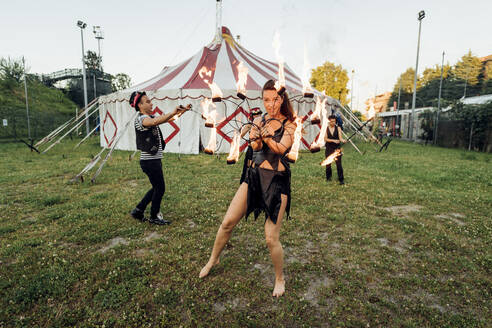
410,10 -> 425,140
92,25 -> 104,100
77,20 -> 89,135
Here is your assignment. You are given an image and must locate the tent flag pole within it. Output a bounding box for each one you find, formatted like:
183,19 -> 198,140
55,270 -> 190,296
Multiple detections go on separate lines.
36,98 -> 99,147
74,123 -> 100,149
91,112 -> 138,183
341,130 -> 363,155
69,147 -> 107,183
41,104 -> 100,153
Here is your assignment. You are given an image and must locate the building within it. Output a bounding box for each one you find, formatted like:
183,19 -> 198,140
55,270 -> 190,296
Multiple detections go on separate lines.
364,91 -> 392,115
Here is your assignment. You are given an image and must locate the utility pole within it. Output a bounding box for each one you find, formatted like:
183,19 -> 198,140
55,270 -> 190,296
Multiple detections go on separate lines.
410,10 -> 425,140
77,20 -> 89,135
434,51 -> 445,145
350,69 -> 355,110
397,78 -> 402,136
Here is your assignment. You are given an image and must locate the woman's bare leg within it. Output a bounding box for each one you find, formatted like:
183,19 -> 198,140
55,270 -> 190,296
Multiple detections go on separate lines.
264,194 -> 288,297
199,183 -> 248,278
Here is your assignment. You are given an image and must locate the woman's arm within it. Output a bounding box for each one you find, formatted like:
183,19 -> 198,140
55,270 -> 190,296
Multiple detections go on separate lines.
142,105 -> 190,127
250,117 -> 263,151
262,121 -> 295,154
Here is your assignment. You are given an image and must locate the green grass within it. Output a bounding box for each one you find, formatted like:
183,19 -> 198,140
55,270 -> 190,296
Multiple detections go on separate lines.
0,139 -> 491,327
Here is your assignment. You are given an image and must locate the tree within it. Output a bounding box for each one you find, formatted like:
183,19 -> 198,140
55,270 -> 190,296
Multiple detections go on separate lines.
310,61 -> 349,105
111,73 -> 131,91
84,50 -> 102,71
0,56 -> 25,83
418,64 -> 452,89
453,50 -> 482,86
388,68 -> 416,109
352,110 -> 363,121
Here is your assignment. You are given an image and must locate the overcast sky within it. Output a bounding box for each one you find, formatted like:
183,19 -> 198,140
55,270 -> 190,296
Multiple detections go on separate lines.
1,0 -> 490,112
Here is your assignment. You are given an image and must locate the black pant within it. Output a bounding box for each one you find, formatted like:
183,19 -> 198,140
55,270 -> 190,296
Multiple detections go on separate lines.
137,159 -> 165,217
325,146 -> 344,182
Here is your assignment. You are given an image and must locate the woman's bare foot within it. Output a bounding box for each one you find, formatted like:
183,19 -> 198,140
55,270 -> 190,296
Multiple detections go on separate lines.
199,258 -> 220,278
272,278 -> 285,297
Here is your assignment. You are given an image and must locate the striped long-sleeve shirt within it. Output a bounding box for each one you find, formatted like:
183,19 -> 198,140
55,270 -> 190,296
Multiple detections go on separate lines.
134,114 -> 163,161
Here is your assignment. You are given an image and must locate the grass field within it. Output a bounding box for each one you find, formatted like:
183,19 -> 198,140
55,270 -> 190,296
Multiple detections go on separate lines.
0,138 -> 491,327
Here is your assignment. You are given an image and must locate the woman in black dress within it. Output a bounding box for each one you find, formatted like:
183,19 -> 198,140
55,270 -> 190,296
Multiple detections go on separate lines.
199,80 -> 296,297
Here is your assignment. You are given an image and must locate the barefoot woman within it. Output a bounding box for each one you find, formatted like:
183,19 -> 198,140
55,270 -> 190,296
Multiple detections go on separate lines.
199,80 -> 296,297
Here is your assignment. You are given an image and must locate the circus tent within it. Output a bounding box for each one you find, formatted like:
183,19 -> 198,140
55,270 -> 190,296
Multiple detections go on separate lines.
98,26 -> 334,154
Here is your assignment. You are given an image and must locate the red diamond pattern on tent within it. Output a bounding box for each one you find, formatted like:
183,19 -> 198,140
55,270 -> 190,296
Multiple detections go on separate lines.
216,107 -> 249,152
103,110 -> 118,147
301,110 -> 321,148
152,107 -> 180,143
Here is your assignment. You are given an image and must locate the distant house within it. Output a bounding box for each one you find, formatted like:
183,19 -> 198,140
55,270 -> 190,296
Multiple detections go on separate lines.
364,91 -> 392,115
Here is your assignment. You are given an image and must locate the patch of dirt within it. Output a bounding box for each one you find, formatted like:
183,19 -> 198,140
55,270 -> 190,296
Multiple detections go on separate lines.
21,216 -> 37,224
186,220 -> 196,228
144,232 -> 162,242
98,237 -> 129,253
213,297 -> 248,313
303,276 -> 334,306
377,238 -> 410,253
133,248 -> 155,257
284,246 -> 309,264
384,204 -> 423,217
435,213 -> 466,226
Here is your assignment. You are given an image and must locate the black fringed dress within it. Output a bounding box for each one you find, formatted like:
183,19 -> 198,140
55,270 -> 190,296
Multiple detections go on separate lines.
244,117 -> 291,224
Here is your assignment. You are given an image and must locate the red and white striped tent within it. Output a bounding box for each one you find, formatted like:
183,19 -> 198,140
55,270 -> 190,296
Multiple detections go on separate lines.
99,26 -> 332,154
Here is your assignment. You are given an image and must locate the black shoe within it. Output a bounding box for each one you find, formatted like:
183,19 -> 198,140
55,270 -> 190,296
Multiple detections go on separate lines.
326,178 -> 332,182
148,212 -> 171,225
339,181 -> 345,185
130,208 -> 146,222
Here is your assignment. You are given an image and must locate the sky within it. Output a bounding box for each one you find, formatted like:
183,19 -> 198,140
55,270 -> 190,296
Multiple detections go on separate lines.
1,0 -> 491,113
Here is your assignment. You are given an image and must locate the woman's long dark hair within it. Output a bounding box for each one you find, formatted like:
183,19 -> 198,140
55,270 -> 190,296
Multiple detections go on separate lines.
262,80 -> 295,122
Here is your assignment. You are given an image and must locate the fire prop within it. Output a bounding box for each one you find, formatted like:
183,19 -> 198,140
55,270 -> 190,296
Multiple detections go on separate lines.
302,45 -> 314,98
226,130 -> 241,164
310,99 -> 329,153
201,98 -> 217,128
309,95 -> 327,125
320,149 -> 342,166
199,67 -> 223,102
286,117 -> 303,163
236,61 -> 248,100
272,31 -> 286,95
204,127 -> 217,154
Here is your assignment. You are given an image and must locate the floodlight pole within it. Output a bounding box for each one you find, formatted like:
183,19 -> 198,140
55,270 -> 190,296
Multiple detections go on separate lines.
350,69 -> 355,110
397,78 -> 402,136
78,21 -> 89,135
22,57 -> 31,140
434,51 -> 445,145
215,0 -> 222,43
410,10 -> 425,141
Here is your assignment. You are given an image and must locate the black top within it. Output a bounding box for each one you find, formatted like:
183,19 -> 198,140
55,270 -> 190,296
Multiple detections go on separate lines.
252,115 -> 290,171
326,125 -> 340,148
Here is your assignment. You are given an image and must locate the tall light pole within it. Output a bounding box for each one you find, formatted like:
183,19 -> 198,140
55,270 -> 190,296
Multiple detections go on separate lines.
397,78 -> 402,136
92,26 -> 104,100
22,57 -> 31,140
77,20 -> 89,135
434,51 -> 445,145
410,10 -> 425,140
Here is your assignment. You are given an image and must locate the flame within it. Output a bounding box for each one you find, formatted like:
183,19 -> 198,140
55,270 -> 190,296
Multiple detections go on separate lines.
367,99 -> 376,120
204,127 -> 217,154
309,94 -> 327,123
272,31 -> 285,91
310,98 -> 329,149
286,117 -> 303,162
320,149 -> 342,166
302,44 -> 313,94
236,61 -> 248,95
226,130 -> 241,163
200,98 -> 217,127
199,66 -> 223,99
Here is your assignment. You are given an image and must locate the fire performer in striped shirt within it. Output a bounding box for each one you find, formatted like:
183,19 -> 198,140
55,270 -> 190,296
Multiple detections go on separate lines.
129,91 -> 190,225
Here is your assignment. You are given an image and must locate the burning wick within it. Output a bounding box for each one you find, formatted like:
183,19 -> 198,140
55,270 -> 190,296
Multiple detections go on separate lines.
204,127 -> 217,155
303,92 -> 314,98
226,130 -> 241,164
286,117 -> 303,163
310,98 -> 329,152
236,61 -> 248,100
320,149 -> 342,166
200,98 -> 217,128
309,95 -> 327,125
